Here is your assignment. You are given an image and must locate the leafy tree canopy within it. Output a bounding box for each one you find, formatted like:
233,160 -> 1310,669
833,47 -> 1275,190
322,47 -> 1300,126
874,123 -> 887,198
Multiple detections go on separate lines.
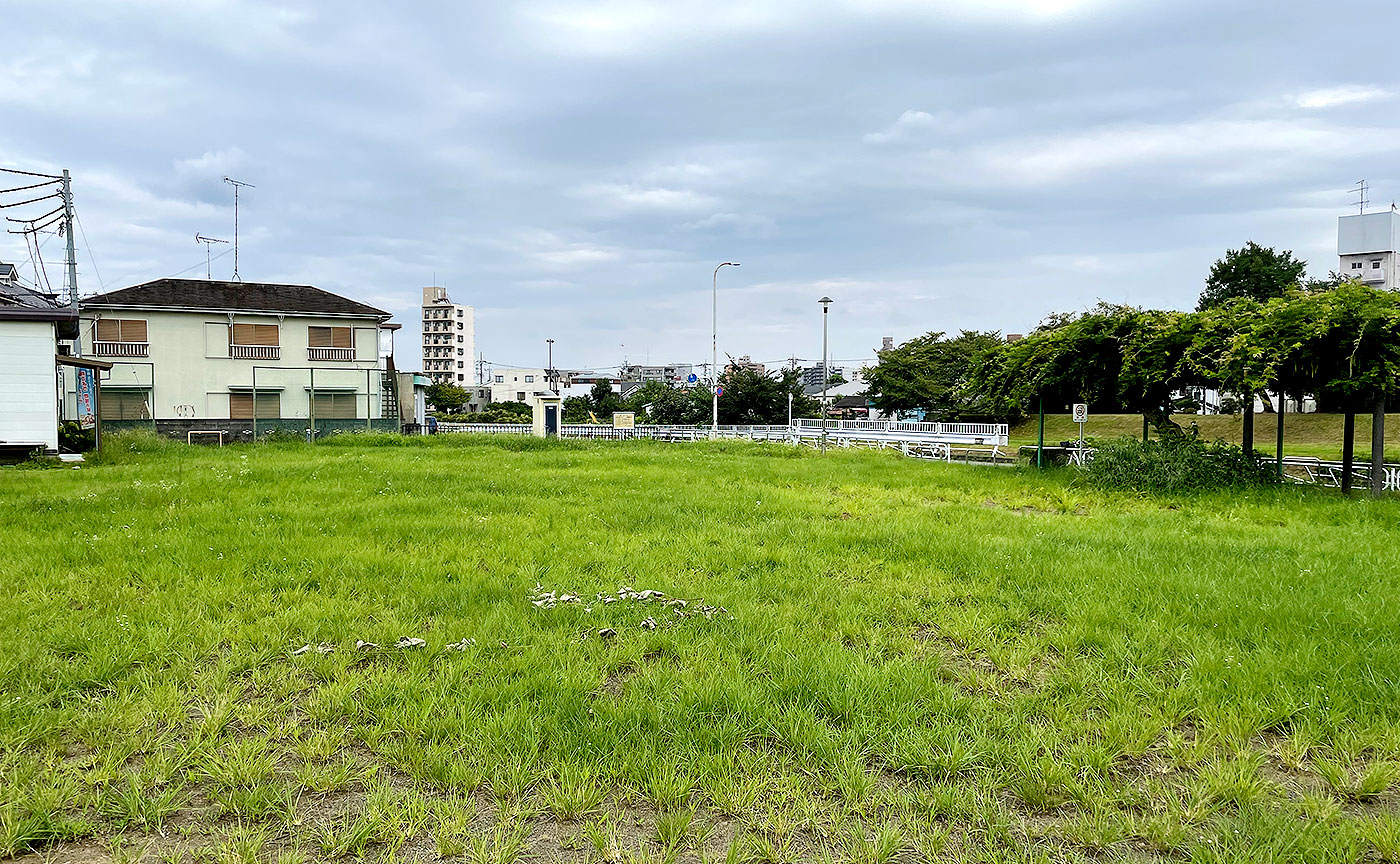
1197,241 -> 1307,311
424,382 -> 468,414
864,330 -> 1004,419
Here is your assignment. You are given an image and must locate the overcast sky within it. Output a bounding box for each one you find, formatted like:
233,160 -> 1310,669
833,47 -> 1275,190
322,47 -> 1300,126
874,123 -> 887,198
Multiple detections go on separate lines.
4,0 -> 1398,374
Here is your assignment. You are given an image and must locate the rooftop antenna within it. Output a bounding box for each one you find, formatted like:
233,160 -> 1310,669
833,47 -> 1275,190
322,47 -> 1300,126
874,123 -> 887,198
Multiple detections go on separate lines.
195,234 -> 228,280
1352,179 -> 1369,215
222,176 -> 254,280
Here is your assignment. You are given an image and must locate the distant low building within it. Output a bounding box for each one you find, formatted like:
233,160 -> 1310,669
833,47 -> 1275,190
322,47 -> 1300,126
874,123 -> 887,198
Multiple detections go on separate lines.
621,362 -> 693,383
725,354 -> 765,375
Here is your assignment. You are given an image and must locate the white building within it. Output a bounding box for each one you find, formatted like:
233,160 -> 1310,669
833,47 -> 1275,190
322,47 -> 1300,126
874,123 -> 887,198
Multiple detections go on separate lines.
77,279 -> 396,426
0,266 -> 90,454
421,286 -> 475,386
1339,211 -> 1399,291
475,367 -> 551,408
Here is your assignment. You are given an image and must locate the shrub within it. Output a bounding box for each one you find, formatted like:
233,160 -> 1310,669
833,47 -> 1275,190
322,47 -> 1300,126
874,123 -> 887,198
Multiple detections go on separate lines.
1083,435 -> 1280,493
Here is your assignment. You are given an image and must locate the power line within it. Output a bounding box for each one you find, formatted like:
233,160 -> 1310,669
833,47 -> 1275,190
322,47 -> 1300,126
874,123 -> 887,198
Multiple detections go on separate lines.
0,166 -> 63,180
74,211 -> 105,293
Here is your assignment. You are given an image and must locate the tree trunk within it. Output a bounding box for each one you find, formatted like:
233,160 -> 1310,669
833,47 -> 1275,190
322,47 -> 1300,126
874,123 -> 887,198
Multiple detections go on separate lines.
1341,411 -> 1355,495
1372,396 -> 1386,497
1242,394 -> 1254,456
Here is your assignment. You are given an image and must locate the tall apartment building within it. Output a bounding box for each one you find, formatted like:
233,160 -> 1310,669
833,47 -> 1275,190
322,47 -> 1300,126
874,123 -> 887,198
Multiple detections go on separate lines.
421,287 -> 475,385
1339,210 -> 1400,291
800,363 -> 845,388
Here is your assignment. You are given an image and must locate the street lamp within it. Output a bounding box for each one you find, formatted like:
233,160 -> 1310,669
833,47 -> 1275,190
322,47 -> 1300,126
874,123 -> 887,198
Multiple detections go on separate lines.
546,338 -> 557,394
712,262 -> 740,439
819,296 -> 833,454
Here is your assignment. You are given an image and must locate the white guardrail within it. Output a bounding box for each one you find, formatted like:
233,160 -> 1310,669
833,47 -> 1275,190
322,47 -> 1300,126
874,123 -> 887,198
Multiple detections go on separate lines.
431,420 -> 1011,462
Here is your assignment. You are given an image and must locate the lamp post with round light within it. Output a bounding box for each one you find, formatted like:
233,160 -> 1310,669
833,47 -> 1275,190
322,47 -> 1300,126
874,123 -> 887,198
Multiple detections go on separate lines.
711,262 -> 740,439
819,296 -> 832,454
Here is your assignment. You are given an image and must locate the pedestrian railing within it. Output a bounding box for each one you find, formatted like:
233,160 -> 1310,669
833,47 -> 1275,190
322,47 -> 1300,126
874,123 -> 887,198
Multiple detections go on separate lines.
1282,457 -> 1400,492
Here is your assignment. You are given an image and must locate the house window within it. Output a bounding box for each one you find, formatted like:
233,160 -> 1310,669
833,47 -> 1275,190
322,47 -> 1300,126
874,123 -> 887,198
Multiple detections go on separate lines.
311,392 -> 358,419
457,323 -> 463,330
457,336 -> 463,343
94,319 -> 149,357
99,389 -> 151,420
457,310 -> 463,317
229,323 -> 280,359
1373,261 -> 1383,269
458,374 -> 464,381
516,392 -> 525,401
494,375 -> 504,383
525,375 -> 534,383
229,392 -> 281,419
308,326 -> 352,348
457,361 -> 464,368
1352,262 -> 1364,270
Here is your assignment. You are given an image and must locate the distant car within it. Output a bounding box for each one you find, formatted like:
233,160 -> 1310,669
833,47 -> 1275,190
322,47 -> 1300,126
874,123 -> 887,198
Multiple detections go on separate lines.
427,416 -> 439,435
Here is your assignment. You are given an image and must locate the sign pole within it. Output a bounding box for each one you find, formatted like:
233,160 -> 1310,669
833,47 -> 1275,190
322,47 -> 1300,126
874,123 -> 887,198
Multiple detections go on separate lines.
1036,396 -> 1044,468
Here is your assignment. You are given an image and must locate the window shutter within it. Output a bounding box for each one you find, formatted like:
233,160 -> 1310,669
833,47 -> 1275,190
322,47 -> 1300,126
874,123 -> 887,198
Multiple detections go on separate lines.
97,319 -> 120,341
233,323 -> 279,346
332,326 -> 352,348
121,320 -> 148,343
308,326 -> 331,347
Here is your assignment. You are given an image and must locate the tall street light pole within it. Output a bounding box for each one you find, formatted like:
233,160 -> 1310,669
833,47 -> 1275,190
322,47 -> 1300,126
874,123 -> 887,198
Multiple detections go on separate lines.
546,338 -> 557,394
819,296 -> 833,454
712,262 -> 739,439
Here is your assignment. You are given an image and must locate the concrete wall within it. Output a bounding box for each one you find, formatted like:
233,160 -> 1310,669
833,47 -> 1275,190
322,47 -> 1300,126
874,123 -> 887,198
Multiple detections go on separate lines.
77,309 -> 387,420
0,320 -> 58,450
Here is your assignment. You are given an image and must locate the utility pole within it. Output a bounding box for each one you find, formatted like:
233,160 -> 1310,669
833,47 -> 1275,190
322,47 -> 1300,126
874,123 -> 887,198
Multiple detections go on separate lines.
61,170 -> 77,305
223,177 -> 254,281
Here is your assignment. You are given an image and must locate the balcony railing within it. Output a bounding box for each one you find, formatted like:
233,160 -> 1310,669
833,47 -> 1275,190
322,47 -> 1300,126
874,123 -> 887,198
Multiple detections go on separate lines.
92,341 -> 149,357
307,347 -> 355,361
231,344 -> 280,360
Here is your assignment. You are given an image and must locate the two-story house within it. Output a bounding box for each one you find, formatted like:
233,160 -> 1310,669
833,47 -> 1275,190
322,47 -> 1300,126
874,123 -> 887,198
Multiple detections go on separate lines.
76,279 -> 398,433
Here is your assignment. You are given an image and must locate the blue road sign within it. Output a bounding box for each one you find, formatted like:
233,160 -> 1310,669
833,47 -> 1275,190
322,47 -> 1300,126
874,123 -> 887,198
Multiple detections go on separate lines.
687,373 -> 698,383
715,386 -> 724,396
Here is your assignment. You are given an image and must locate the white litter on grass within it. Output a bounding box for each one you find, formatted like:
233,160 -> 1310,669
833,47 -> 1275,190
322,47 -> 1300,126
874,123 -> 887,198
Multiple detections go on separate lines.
446,638 -> 477,651
396,637 -> 427,650
355,640 -> 379,651
292,643 -> 335,656
640,617 -> 657,631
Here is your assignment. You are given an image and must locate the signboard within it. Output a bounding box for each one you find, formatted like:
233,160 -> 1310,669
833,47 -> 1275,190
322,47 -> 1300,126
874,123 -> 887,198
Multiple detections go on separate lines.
714,386 -> 724,396
1072,402 -> 1088,444
613,411 -> 635,429
687,373 -> 697,383
75,368 -> 96,430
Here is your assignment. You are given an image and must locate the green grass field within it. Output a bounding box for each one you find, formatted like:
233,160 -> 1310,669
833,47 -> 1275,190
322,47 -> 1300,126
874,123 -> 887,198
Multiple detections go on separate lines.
1009,413 -> 1400,462
3,434 -> 1400,864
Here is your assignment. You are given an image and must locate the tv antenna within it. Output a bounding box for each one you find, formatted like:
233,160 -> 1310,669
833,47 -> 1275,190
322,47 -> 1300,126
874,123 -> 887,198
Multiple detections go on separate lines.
222,176 -> 254,280
1352,179 -> 1369,215
194,234 -> 228,279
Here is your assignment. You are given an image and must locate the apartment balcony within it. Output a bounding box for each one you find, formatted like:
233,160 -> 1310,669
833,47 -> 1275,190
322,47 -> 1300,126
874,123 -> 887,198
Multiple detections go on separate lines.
307,347 -> 355,361
92,341 -> 149,358
231,344 -> 281,360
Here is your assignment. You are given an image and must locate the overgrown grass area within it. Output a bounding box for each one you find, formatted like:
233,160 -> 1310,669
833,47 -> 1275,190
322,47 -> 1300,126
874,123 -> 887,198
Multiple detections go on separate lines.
3,433 -> 1400,863
1009,413 -> 1400,462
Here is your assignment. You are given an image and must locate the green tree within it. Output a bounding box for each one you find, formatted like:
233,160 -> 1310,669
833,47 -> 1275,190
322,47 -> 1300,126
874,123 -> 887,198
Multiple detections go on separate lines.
865,330 -> 1004,419
590,380 -> 622,419
425,382 -> 468,414
1197,241 -> 1307,311
562,396 -> 592,423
